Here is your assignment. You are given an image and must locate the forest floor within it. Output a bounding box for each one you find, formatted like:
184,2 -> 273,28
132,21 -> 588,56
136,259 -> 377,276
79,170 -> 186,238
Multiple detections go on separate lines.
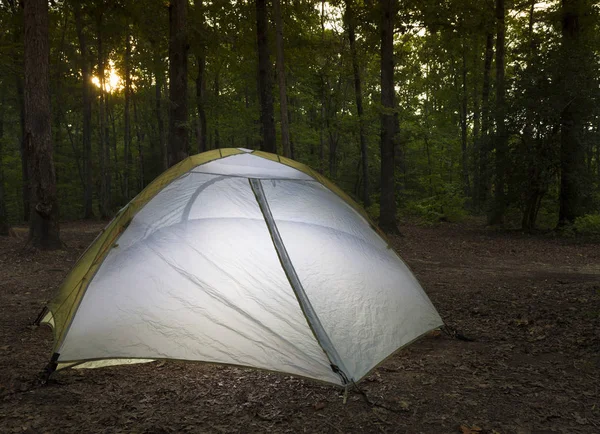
0,219 -> 599,434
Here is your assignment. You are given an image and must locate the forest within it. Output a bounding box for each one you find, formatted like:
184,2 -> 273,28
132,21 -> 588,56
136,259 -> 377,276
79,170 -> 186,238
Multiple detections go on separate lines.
1,2 -> 599,432
1,0 -> 600,245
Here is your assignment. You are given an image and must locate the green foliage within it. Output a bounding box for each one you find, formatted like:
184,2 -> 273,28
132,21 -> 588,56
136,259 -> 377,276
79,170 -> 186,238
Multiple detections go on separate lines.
365,198 -> 380,221
574,214 -> 600,236
403,184 -> 467,225
0,0 -> 599,233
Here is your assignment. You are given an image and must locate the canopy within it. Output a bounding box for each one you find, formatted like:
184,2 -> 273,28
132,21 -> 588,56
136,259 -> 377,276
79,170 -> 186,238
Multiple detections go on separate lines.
41,148 -> 442,386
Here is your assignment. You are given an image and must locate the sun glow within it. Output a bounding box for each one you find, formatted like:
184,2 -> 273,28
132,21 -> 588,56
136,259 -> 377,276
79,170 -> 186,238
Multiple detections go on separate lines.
92,60 -> 122,93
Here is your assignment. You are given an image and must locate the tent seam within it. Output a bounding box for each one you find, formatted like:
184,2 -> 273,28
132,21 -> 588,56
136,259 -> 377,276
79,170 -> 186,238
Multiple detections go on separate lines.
248,177 -> 351,385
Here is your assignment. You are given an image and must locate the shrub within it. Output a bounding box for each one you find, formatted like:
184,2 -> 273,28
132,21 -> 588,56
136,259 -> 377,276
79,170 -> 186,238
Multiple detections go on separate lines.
404,185 -> 467,225
574,213 -> 600,235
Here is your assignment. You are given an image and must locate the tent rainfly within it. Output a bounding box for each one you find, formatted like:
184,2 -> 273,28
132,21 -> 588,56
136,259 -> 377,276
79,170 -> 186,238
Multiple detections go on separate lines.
40,148 -> 443,386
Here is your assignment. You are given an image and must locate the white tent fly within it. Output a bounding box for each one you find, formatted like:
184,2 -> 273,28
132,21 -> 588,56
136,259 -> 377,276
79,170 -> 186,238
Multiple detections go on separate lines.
41,148 -> 443,386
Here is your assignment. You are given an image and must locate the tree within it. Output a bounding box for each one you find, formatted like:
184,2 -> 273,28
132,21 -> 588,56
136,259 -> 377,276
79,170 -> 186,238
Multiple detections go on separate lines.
273,0 -> 291,158
123,26 -> 132,199
73,2 -> 93,219
0,83 -> 9,235
344,0 -> 369,207
379,0 -> 399,233
23,0 -> 61,249
558,0 -> 593,226
476,31 -> 494,206
6,1 -> 29,221
488,0 -> 507,225
255,0 -> 276,153
167,0 -> 189,167
192,0 -> 207,154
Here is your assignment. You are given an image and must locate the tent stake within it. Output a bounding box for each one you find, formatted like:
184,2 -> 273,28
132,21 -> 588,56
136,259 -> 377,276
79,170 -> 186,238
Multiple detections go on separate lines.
38,352 -> 59,385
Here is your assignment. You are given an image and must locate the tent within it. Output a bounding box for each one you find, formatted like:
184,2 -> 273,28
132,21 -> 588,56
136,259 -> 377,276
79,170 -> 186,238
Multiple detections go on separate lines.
40,148 -> 442,386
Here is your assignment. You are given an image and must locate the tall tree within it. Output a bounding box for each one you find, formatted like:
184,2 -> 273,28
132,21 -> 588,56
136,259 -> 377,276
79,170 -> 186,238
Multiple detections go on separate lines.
73,2 -> 93,219
255,0 -> 276,153
153,46 -> 167,169
379,0 -> 399,233
0,83 -> 9,236
168,0 -> 189,167
319,0 -> 326,172
460,39 -> 470,197
193,0 -> 207,154
123,27 -> 132,200
7,2 -> 29,221
273,0 -> 291,158
195,54 -> 207,153
489,0 -> 507,225
345,0 -> 370,207
558,0 -> 592,226
477,32 -> 494,206
23,0 -> 61,248
96,8 -> 111,218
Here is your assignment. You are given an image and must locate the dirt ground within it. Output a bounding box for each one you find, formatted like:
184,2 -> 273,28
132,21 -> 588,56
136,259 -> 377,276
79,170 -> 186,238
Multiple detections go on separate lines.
0,220 -> 599,434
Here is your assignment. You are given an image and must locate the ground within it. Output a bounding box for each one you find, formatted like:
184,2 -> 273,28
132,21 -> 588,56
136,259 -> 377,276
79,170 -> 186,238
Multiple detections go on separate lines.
0,220 -> 599,434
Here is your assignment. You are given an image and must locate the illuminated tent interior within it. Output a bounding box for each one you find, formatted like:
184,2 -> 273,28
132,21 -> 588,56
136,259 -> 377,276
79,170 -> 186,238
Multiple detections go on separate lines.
40,148 -> 443,386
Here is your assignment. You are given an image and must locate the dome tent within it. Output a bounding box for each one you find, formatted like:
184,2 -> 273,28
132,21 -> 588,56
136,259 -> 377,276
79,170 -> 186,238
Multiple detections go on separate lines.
40,148 -> 443,386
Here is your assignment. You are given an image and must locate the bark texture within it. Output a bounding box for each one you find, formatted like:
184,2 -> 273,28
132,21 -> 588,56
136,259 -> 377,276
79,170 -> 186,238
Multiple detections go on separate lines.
489,0 -> 507,225
273,0 -> 291,158
124,28 -> 132,200
477,32 -> 494,205
0,84 -> 9,235
23,0 -> 61,249
73,3 -> 93,218
168,0 -> 189,167
379,0 -> 399,233
345,1 -> 370,207
256,0 -> 277,153
558,0 -> 588,226
96,11 -> 110,218
195,54 -> 207,153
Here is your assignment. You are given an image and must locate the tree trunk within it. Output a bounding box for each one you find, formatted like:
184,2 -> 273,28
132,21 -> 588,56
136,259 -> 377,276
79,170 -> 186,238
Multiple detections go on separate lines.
124,28 -> 132,200
471,41 -> 481,206
319,0 -> 325,172
488,0 -> 507,225
195,54 -> 207,153
273,0 -> 291,158
73,3 -> 93,219
521,0 -> 542,232
133,95 -> 145,190
23,0 -> 61,249
255,0 -> 277,153
109,98 -> 120,200
214,70 -> 220,149
244,86 -> 251,149
168,0 -> 189,167
345,0 -> 369,207
379,0 -> 399,233
97,14 -> 110,218
154,53 -> 167,169
0,84 -> 9,235
460,40 -> 470,197
16,77 -> 29,222
478,32 -> 494,206
558,0 -> 588,226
